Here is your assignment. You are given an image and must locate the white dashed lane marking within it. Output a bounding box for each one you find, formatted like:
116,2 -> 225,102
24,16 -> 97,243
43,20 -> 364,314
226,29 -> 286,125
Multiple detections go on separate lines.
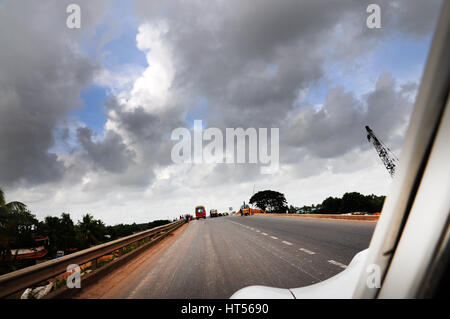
230,220 -> 316,257
229,219 -> 350,271
328,260 -> 347,269
299,248 -> 316,255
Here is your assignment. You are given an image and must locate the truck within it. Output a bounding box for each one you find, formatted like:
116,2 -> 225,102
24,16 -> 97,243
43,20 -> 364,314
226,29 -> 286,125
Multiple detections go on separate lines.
239,202 -> 263,216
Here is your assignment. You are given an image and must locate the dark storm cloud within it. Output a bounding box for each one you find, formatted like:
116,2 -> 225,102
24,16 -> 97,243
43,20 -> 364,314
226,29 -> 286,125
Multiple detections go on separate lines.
385,0 -> 444,37
79,98 -> 189,188
284,72 -> 415,161
0,0 -> 442,191
0,0 -> 111,187
134,0 -> 348,128
128,0 -> 440,185
77,126 -> 135,173
106,99 -> 161,143
133,0 -> 442,131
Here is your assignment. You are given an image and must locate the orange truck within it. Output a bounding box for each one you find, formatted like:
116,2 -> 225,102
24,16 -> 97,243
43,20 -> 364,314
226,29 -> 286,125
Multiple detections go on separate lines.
239,202 -> 263,216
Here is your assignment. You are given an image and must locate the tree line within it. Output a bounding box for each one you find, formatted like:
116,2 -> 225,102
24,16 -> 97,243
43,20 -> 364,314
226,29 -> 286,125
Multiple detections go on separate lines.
249,190 -> 385,214
0,188 -> 170,275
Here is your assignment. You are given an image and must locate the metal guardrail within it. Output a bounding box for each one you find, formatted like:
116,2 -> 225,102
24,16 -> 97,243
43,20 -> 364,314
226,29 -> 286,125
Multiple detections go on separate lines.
0,219 -> 185,298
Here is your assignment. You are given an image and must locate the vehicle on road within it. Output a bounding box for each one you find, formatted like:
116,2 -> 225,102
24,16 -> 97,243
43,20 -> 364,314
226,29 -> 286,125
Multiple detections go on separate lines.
239,203 -> 263,216
210,209 -> 218,218
195,206 -> 206,219
351,212 -> 366,216
239,203 -> 250,216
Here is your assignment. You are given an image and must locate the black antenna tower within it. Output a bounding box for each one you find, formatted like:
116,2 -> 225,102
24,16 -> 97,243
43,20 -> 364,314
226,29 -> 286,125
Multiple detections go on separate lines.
365,126 -> 399,178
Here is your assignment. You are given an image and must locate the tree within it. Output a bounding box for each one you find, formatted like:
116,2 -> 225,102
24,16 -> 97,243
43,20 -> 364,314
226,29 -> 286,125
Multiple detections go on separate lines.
0,188 -> 28,218
37,216 -> 61,257
60,213 -> 78,249
37,213 -> 79,257
288,205 -> 297,214
250,190 -> 288,214
320,197 -> 342,213
340,192 -> 367,213
76,214 -> 107,249
300,192 -> 386,215
0,188 -> 38,261
365,194 -> 386,213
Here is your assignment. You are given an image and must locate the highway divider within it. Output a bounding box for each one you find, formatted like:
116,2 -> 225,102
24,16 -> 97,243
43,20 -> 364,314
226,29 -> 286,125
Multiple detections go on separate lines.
0,219 -> 185,299
254,213 -> 380,221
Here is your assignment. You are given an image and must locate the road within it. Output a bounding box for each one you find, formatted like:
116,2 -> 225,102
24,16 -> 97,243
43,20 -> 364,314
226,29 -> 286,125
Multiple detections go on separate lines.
77,215 -> 376,299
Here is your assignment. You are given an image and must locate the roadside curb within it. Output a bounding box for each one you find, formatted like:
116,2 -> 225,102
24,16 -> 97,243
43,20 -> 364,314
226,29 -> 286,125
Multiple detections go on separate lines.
44,222 -> 188,299
254,213 -> 379,221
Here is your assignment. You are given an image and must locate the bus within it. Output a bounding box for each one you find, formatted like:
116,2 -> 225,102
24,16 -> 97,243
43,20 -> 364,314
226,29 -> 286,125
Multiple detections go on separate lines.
210,209 -> 218,218
195,206 -> 207,219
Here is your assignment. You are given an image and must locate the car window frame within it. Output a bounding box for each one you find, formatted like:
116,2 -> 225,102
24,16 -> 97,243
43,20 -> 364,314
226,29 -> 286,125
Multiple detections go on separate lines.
353,1 -> 450,299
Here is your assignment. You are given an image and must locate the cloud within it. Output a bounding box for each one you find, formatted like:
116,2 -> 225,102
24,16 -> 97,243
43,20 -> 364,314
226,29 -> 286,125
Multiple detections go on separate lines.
0,0 -> 443,224
130,0 -> 442,134
385,0 -> 444,37
0,0 -> 112,187
284,72 -> 415,162
77,126 -> 135,173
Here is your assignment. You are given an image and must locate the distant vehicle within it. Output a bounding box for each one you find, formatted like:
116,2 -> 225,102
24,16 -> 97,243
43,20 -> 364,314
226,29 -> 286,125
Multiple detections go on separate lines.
218,213 -> 223,217
210,209 -> 218,218
238,203 -> 263,216
195,206 -> 206,219
239,203 -> 250,216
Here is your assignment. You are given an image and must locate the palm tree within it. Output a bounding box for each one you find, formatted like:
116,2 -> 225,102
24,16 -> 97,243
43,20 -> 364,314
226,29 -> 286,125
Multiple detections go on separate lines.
77,214 -> 106,248
0,188 -> 28,214
0,188 -> 31,261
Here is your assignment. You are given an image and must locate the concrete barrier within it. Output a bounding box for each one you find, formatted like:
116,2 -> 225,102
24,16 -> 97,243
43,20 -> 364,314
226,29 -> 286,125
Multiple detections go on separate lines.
254,213 -> 380,221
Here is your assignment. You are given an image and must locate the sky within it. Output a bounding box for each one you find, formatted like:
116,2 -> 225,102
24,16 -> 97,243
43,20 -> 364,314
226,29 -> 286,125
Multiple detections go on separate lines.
0,0 -> 444,225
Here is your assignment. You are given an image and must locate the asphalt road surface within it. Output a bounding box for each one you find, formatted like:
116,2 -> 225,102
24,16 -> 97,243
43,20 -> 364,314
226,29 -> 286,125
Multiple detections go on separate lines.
78,215 -> 376,299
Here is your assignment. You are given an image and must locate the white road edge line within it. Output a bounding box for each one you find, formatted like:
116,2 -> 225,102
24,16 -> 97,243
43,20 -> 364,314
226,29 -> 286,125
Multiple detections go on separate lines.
299,248 -> 316,255
282,241 -> 293,246
328,260 -> 347,269
270,236 -> 278,240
